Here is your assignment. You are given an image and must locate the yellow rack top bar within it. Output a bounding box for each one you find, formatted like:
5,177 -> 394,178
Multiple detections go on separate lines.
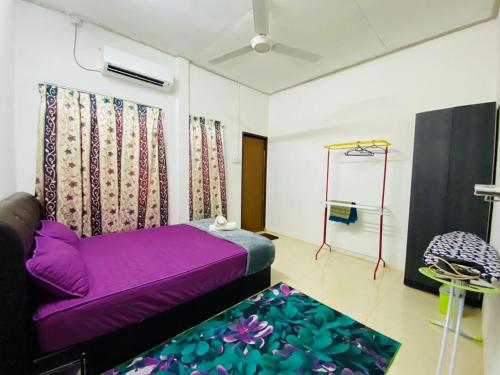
324,139 -> 391,150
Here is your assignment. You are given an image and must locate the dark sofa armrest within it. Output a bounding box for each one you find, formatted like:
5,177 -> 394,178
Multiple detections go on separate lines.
0,193 -> 42,374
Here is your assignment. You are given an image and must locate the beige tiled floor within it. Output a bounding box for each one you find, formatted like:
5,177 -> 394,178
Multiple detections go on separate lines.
269,233 -> 483,375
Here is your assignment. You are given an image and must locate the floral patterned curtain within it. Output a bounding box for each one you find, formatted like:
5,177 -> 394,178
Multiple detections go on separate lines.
35,84 -> 168,237
189,116 -> 227,220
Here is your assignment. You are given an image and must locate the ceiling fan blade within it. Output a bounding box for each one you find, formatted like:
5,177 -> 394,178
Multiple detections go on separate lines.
273,43 -> 322,63
209,45 -> 253,65
252,0 -> 269,35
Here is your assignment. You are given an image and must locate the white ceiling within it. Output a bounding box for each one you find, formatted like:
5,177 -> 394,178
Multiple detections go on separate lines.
27,0 -> 498,94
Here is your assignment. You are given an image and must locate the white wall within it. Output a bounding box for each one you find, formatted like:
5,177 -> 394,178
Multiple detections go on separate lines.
0,0 -> 17,199
482,15 -> 500,375
189,65 -> 268,225
483,289 -> 500,375
267,20 -> 498,269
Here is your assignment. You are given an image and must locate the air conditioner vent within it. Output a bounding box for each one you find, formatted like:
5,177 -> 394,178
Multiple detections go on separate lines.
102,46 -> 174,91
106,64 -> 167,87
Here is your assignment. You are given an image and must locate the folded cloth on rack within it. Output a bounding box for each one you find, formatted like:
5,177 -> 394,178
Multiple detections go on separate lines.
329,202 -> 358,225
423,231 -> 500,283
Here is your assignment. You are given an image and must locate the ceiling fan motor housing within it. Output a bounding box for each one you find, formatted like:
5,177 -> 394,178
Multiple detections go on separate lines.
251,34 -> 274,53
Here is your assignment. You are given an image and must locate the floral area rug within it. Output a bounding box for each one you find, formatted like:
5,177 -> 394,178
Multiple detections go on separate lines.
105,283 -> 400,375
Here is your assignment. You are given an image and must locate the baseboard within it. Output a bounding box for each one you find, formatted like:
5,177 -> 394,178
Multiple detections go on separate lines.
266,229 -> 404,271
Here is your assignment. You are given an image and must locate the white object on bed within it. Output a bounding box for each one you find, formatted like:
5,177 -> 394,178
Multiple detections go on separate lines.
209,215 -> 237,231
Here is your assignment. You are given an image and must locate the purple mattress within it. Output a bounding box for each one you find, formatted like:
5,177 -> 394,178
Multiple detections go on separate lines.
33,224 -> 247,353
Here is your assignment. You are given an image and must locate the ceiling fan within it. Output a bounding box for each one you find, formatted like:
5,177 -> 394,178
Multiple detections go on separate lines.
209,0 -> 322,65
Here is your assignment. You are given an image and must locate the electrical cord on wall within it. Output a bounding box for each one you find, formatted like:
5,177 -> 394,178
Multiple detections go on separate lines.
237,83 -> 242,161
72,19 -> 101,73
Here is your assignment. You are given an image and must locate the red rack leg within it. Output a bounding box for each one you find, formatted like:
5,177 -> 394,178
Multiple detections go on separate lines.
373,258 -> 383,280
315,205 -> 332,259
316,150 -> 332,260
374,146 -> 389,279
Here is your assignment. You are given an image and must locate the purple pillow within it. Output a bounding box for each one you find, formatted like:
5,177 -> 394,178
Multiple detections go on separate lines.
37,220 -> 79,248
26,236 -> 89,298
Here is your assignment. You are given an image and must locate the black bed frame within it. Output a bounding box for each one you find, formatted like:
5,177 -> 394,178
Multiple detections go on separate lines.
0,193 -> 271,375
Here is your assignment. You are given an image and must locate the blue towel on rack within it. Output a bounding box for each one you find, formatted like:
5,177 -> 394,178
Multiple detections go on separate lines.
329,202 -> 358,225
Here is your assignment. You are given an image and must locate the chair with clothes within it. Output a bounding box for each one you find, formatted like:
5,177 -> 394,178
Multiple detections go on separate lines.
420,231 -> 500,375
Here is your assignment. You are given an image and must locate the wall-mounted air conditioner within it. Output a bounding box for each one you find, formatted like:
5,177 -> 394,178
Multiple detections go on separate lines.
102,46 -> 174,91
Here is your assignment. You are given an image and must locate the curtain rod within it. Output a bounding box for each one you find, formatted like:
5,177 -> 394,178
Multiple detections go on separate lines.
39,82 -> 166,111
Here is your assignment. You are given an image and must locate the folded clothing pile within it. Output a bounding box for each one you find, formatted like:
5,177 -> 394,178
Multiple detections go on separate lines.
423,231 -> 500,283
329,202 -> 358,225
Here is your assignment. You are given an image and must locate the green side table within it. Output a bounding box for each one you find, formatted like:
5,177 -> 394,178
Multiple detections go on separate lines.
418,267 -> 500,375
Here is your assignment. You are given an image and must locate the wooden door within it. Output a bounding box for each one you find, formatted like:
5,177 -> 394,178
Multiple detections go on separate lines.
241,133 -> 267,232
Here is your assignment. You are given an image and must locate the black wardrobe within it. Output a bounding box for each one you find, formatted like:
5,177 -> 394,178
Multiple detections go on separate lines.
404,102 -> 497,305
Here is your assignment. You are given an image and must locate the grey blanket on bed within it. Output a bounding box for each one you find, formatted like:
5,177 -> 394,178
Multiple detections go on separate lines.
187,219 -> 275,275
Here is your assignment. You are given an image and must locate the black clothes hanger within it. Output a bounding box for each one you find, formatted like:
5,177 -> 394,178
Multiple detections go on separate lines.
344,143 -> 374,157
364,141 -> 387,155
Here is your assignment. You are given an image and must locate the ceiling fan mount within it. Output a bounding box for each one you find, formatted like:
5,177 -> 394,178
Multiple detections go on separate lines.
251,34 -> 274,53
209,0 -> 322,65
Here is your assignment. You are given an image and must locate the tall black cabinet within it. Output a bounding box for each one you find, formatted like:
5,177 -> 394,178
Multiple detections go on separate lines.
404,102 -> 497,304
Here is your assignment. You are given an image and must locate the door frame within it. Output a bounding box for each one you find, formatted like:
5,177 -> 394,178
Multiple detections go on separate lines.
241,132 -> 268,231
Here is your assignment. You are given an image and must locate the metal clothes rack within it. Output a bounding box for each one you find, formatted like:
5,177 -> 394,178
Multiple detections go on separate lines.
474,184 -> 500,202
315,139 -> 390,279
